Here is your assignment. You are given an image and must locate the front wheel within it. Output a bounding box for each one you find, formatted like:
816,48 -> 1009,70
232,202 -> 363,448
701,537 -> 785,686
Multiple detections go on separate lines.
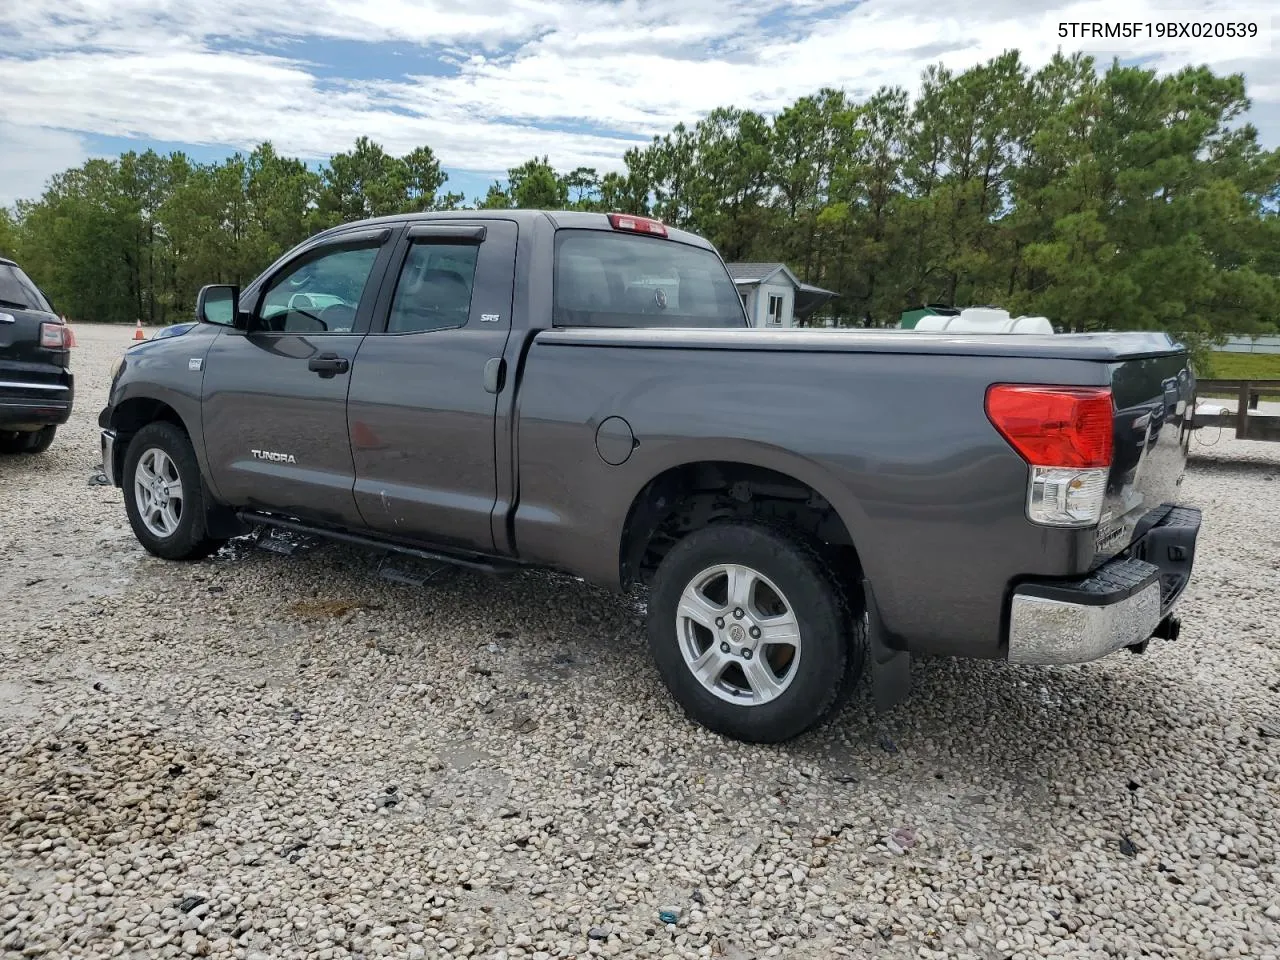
122,422 -> 225,561
647,522 -> 865,744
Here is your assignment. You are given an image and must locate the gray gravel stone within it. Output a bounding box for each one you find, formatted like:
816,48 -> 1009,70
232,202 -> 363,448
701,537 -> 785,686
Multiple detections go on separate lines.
1,325 -> 1278,959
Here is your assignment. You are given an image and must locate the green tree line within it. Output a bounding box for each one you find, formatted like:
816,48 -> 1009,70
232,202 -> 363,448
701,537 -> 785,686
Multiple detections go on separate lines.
1,51 -> 1277,343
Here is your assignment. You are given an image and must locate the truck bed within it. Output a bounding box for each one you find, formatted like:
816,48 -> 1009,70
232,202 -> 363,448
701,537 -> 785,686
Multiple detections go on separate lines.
537,327 -> 1187,362
517,325 -> 1195,658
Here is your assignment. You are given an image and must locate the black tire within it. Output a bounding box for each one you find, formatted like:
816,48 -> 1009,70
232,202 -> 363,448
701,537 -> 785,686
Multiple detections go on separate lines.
0,426 -> 55,454
122,421 -> 225,561
647,521 -> 866,744
22,425 -> 57,454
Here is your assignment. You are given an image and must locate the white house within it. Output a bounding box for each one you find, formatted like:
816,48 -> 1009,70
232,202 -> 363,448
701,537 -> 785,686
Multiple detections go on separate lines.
725,263 -> 837,328
1218,335 -> 1280,355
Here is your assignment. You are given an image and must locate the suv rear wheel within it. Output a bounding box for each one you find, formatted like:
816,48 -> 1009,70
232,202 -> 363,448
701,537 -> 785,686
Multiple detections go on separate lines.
647,521 -> 865,743
122,422 -> 225,561
0,426 -> 56,454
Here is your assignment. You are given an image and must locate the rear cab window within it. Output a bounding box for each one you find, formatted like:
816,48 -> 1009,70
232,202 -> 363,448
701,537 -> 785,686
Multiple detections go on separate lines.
552,231 -> 747,329
0,263 -> 54,314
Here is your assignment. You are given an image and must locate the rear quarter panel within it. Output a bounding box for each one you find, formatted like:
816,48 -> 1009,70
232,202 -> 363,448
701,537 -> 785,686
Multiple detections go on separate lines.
513,339 -> 1108,658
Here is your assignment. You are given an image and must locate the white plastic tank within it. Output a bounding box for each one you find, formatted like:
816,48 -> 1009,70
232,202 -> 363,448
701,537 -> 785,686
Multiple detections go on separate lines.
912,307 -> 1053,334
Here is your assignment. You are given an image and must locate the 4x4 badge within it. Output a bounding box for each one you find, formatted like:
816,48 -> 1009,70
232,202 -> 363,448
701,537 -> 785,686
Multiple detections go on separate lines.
189,358 -> 203,371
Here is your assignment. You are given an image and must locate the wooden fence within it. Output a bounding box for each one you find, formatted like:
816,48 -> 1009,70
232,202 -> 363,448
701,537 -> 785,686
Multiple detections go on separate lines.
1194,379 -> 1280,442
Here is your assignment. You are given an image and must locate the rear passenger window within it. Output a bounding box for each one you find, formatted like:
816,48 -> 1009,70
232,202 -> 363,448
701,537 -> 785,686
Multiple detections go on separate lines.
387,243 -> 480,333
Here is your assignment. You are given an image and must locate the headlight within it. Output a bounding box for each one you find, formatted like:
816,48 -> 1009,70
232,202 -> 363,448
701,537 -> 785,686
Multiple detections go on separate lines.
109,355 -> 124,380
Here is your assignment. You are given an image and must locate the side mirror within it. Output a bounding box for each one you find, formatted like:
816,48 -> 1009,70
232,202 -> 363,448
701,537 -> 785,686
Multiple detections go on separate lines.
196,284 -> 239,327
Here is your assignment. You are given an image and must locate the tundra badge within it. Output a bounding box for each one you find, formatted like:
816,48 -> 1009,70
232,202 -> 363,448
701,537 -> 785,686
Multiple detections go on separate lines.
252,449 -> 297,464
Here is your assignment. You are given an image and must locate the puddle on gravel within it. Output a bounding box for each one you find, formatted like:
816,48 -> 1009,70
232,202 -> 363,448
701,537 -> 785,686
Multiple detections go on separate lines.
0,680 -> 39,724
0,525 -> 140,619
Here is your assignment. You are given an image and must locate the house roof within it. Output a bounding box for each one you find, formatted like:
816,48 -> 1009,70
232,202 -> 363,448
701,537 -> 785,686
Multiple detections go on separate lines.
798,281 -> 838,297
726,262 -> 839,319
794,282 -> 839,319
725,262 -> 799,287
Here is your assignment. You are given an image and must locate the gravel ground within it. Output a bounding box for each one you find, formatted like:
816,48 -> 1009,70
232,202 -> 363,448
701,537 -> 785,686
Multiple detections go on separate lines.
2,324 -> 1279,960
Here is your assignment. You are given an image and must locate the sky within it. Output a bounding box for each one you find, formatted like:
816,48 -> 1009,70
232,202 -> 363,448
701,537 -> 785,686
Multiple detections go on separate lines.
0,0 -> 1276,207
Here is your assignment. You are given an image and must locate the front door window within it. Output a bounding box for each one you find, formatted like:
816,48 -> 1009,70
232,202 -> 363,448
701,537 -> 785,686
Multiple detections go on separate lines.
257,244 -> 381,334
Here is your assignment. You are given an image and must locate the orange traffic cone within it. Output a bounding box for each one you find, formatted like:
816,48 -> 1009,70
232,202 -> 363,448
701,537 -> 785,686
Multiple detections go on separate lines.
133,319 -> 145,341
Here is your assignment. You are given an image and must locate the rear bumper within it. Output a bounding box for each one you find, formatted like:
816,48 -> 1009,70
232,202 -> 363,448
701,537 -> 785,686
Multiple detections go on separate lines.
1007,505 -> 1200,665
0,393 -> 73,428
0,365 -> 74,428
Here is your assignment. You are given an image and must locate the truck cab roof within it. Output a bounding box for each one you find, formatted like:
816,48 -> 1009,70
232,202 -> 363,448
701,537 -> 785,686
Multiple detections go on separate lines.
308,209 -> 718,252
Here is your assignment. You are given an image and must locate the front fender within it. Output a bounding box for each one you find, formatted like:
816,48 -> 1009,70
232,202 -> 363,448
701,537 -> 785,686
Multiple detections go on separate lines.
99,330 -> 219,496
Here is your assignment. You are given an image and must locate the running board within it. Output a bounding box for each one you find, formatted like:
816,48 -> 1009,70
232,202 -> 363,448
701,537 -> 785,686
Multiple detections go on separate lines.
235,511 -> 519,575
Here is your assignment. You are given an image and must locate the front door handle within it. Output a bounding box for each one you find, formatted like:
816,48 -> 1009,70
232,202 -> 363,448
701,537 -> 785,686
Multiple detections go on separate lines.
308,353 -> 350,377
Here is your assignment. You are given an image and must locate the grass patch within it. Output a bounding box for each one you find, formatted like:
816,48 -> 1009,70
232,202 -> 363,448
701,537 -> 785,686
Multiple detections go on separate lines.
1201,353 -> 1280,401
1204,352 -> 1280,380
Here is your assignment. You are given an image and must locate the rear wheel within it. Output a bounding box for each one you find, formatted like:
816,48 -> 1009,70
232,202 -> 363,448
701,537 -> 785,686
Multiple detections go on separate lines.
0,426 -> 56,454
647,522 -> 865,743
122,422 -> 225,561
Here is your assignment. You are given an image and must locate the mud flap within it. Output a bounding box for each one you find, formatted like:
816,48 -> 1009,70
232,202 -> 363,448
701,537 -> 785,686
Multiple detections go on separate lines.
864,579 -> 910,713
205,504 -> 253,540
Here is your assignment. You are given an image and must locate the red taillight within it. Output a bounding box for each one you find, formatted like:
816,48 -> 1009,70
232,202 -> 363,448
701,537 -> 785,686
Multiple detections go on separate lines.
607,212 -> 668,238
985,385 -> 1113,468
39,321 -> 71,350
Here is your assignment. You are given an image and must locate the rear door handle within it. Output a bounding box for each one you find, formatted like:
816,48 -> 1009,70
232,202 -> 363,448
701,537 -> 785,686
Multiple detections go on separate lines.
483,357 -> 506,394
308,354 -> 350,377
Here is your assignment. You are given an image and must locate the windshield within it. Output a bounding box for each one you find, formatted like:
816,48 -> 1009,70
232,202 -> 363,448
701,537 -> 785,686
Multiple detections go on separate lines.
553,230 -> 747,329
0,263 -> 54,314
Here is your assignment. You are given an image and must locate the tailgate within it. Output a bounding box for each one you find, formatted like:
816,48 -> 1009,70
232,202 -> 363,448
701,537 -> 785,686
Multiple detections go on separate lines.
1095,350 -> 1196,560
1,260 -> 59,364
0,307 -> 59,367
0,307 -> 69,390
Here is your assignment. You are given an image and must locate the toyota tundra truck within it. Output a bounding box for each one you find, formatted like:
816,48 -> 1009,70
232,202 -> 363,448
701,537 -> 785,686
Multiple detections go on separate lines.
98,210 -> 1201,743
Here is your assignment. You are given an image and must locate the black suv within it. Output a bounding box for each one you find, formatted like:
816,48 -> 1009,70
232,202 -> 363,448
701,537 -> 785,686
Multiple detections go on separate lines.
0,256 -> 73,454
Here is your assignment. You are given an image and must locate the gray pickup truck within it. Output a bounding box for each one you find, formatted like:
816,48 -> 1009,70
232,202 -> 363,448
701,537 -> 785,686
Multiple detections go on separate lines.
99,210 -> 1201,743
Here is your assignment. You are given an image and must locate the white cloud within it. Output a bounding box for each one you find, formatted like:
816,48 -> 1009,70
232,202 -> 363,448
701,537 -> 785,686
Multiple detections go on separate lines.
0,125 -> 89,207
0,0 -> 1276,204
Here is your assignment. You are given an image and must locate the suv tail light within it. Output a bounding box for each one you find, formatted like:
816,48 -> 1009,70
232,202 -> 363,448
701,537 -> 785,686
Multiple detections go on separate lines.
986,384 -> 1114,528
40,321 -> 71,350
607,212 -> 668,238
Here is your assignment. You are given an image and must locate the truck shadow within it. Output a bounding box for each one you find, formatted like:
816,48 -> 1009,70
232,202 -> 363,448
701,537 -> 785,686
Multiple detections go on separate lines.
185,530 -> 1250,838
215,535 -> 1203,763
